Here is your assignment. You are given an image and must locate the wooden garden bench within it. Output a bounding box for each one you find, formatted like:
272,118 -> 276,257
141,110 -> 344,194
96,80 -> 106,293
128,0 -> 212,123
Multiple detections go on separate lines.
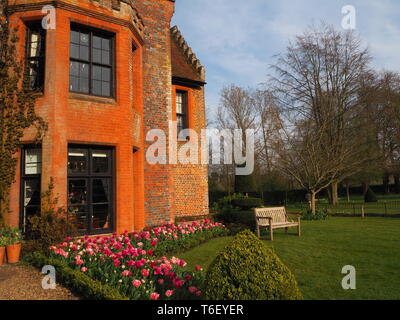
254,207 -> 301,241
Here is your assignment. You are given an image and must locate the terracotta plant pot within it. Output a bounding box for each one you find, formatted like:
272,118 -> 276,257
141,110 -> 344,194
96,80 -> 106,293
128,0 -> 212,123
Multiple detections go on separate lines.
0,247 -> 5,265
6,243 -> 22,264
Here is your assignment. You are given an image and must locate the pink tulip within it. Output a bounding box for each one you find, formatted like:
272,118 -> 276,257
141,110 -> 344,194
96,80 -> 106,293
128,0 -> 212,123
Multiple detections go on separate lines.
150,292 -> 160,300
132,280 -> 141,288
122,270 -> 132,277
141,269 -> 150,277
188,286 -> 197,294
165,290 -> 174,297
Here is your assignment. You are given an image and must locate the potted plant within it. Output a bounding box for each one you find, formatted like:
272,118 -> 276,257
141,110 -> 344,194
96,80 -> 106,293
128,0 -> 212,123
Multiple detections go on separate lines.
5,227 -> 23,264
0,233 -> 7,265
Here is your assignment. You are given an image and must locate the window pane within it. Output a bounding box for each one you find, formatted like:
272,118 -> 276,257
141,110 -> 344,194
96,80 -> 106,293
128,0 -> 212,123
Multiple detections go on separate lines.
29,41 -> 39,57
92,204 -> 110,230
24,179 -> 41,207
69,205 -> 88,231
92,66 -> 102,81
102,67 -> 110,82
92,179 -> 109,203
102,38 -> 110,51
70,76 -> 79,92
92,152 -> 109,173
79,77 -> 89,94
70,30 -> 80,44
176,92 -> 186,114
102,50 -> 110,65
26,25 -> 45,90
70,61 -> 79,77
79,45 -> 89,61
92,80 -> 102,96
80,63 -> 89,79
68,149 -> 88,174
25,149 -> 41,175
28,61 -> 39,89
93,48 -> 101,64
176,102 -> 183,114
68,180 -> 87,205
102,82 -> 110,97
93,36 -> 102,49
80,32 -> 89,46
177,115 -> 184,127
30,32 -> 39,43
70,43 -> 79,59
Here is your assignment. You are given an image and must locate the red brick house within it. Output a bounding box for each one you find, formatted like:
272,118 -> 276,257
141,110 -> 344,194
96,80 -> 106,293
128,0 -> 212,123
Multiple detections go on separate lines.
7,0 -> 209,235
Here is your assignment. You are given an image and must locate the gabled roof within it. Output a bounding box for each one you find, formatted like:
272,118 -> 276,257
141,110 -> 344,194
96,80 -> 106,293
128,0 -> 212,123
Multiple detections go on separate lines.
170,26 -> 206,86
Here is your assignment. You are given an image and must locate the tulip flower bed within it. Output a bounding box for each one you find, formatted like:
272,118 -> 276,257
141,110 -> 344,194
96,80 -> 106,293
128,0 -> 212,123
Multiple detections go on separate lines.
45,220 -> 228,300
135,220 -> 229,256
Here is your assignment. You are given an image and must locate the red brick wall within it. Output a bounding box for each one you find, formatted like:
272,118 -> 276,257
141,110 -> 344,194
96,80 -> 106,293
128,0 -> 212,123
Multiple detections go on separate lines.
8,0 -> 145,233
172,85 -> 209,217
7,0 -> 209,232
131,0 -> 177,227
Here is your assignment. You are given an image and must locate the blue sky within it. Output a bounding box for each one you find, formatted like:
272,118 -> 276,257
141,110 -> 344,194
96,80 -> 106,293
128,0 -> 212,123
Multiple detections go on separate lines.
171,0 -> 400,120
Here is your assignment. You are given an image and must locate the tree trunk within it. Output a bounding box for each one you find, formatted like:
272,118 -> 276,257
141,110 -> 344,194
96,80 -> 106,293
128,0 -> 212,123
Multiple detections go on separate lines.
329,182 -> 339,205
327,187 -> 332,205
383,173 -> 390,195
394,175 -> 400,194
346,182 -> 351,202
310,191 -> 317,215
362,182 -> 369,196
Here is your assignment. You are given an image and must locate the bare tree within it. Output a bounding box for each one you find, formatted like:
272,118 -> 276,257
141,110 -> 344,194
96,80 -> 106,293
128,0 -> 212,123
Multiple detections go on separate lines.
375,72 -> 400,193
215,85 -> 257,194
252,89 -> 283,173
269,23 -> 375,210
217,85 -> 256,134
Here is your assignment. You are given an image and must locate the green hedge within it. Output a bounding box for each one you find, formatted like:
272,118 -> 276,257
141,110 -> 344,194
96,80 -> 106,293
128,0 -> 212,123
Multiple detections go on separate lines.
204,230 -> 302,300
26,252 -> 128,300
174,215 -> 214,224
231,198 -> 263,210
213,210 -> 256,233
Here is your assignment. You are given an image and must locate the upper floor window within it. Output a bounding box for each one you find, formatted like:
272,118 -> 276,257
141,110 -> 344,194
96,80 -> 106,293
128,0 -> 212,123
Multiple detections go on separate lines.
26,23 -> 46,90
176,91 -> 188,138
69,24 -> 114,98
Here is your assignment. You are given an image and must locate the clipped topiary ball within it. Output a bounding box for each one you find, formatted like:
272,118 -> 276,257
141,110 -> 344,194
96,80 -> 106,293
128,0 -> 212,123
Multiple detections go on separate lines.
204,230 -> 302,300
364,188 -> 378,203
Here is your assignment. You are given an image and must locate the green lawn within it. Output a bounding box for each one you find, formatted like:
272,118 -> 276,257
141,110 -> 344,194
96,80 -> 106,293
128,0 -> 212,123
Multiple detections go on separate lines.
180,218 -> 400,300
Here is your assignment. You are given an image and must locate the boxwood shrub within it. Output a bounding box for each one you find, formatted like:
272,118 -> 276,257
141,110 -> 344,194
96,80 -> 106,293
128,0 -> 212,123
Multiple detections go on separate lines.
25,252 -> 128,300
231,198 -> 263,210
364,188 -> 378,203
204,230 -> 302,300
213,209 -> 256,233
